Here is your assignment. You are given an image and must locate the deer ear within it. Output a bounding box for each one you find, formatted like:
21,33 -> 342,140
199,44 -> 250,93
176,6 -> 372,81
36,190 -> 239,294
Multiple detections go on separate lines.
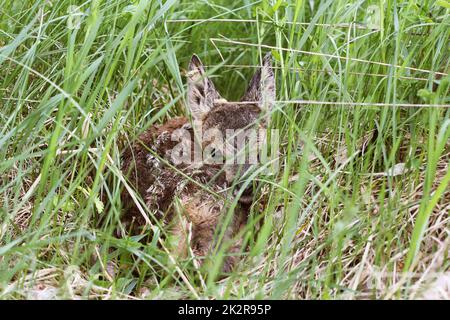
241,52 -> 275,114
187,54 -> 221,120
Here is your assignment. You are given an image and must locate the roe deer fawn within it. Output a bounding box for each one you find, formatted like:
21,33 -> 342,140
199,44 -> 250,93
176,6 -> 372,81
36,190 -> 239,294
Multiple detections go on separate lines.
120,53 -> 275,273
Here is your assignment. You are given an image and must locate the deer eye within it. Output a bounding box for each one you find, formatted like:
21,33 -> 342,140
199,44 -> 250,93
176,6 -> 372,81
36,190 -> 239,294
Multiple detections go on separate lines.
210,148 -> 222,158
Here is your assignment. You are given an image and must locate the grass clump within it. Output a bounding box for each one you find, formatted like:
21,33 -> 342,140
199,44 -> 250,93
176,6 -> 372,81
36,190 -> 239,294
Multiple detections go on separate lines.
0,0 -> 449,299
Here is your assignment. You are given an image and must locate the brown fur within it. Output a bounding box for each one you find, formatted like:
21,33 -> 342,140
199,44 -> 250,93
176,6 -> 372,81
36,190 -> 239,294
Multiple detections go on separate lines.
120,53 -> 275,273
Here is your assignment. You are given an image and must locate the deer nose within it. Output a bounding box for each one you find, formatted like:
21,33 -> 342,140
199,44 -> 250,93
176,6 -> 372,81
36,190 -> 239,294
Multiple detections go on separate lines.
234,184 -> 253,204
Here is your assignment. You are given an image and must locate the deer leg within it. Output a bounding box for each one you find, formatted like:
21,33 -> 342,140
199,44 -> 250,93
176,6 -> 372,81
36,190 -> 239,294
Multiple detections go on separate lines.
191,223 -> 216,266
167,213 -> 190,259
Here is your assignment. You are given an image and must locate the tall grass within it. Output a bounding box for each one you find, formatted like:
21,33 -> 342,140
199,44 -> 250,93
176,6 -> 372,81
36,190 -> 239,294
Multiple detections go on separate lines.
0,0 -> 449,299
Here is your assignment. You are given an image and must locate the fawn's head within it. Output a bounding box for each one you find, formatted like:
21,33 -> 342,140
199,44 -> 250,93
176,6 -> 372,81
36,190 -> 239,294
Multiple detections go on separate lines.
185,53 -> 275,191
